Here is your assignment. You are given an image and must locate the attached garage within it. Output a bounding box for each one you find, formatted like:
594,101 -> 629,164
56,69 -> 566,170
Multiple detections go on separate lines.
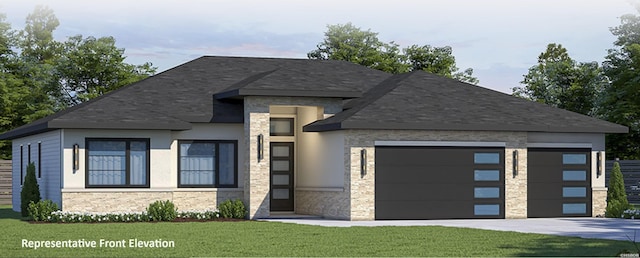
375,145 -> 505,220
528,148 -> 592,218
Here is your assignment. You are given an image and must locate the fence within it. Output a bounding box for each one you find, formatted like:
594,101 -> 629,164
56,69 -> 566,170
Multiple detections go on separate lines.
606,160 -> 640,204
0,160 -> 11,205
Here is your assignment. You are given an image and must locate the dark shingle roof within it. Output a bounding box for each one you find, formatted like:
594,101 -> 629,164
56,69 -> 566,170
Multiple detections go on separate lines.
0,56 -> 390,139
304,71 -> 628,134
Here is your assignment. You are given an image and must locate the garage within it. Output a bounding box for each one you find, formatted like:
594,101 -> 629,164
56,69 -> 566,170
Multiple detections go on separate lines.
528,148 -> 592,218
375,146 -> 505,220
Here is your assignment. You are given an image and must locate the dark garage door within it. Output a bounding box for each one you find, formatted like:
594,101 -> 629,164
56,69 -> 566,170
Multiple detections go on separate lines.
528,148 -> 592,218
375,146 -> 505,220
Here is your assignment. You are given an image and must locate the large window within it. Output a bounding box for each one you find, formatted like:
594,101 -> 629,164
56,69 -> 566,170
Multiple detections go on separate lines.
86,138 -> 150,188
178,140 -> 237,188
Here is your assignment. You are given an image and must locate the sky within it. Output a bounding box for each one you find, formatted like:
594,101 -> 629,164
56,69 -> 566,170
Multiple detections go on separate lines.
1,0 -> 636,94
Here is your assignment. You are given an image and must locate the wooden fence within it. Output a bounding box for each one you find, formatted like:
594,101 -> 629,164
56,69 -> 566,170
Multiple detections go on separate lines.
0,160 -> 11,205
606,160 -> 640,204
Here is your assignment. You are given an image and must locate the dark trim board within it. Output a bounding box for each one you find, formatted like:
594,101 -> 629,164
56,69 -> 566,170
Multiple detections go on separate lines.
375,146 -> 505,220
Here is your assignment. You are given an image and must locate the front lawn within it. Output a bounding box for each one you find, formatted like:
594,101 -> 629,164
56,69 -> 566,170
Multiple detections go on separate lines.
0,205 -> 633,257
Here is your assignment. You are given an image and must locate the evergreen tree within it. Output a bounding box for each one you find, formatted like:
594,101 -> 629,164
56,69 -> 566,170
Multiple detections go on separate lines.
606,161 -> 630,217
20,162 -> 40,217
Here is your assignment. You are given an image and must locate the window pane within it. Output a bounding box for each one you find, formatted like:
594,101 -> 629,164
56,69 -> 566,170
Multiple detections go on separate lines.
563,154 -> 586,164
130,141 -> 147,185
563,187 -> 586,198
272,146 -> 290,157
563,170 -> 586,181
563,203 -> 586,214
219,143 -> 235,185
474,153 -> 500,164
474,204 -> 500,215
273,175 -> 289,185
270,119 -> 293,136
474,187 -> 500,198
88,141 -> 126,185
272,160 -> 289,171
474,170 -> 500,181
273,189 -> 289,199
180,142 -> 215,185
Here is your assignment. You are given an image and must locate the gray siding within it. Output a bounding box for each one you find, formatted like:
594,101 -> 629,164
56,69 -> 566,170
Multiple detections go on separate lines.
12,130 -> 62,212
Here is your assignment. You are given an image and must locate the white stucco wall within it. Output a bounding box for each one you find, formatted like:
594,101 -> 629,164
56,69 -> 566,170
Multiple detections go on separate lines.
11,130 -> 62,212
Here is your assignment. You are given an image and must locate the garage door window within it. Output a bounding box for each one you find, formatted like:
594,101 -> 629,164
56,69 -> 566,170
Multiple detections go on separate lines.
563,170 -> 586,181
474,153 -> 500,164
474,204 -> 500,215
562,154 -> 587,164
474,170 -> 500,181
474,187 -> 500,198
562,187 -> 586,198
562,203 -> 587,214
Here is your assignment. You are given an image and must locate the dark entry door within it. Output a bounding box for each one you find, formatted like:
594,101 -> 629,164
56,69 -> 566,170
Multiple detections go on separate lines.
270,142 -> 294,211
528,148 -> 592,217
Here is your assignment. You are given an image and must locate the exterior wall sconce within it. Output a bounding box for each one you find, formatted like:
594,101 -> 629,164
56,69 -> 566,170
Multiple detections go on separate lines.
257,134 -> 264,161
512,150 -> 518,177
596,151 -> 602,177
360,149 -> 367,177
73,144 -> 79,171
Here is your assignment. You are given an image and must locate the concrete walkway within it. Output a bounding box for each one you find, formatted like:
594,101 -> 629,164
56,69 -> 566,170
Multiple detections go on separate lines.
263,217 -> 640,242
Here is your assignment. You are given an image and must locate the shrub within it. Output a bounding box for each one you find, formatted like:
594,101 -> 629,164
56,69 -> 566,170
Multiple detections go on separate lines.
20,162 -> 41,217
606,161 -> 631,218
27,200 -> 59,221
218,199 -> 246,219
146,200 -> 177,221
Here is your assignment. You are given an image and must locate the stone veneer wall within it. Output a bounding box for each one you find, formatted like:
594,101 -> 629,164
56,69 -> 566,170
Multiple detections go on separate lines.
592,188 -> 607,217
295,190 -> 350,219
61,190 -> 243,213
344,129 -> 529,220
244,96 -> 343,219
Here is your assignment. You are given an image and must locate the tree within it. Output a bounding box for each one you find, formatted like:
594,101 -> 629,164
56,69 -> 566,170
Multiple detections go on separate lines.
20,162 -> 41,217
601,7 -> 640,159
308,23 -> 478,83
404,44 -> 479,84
606,161 -> 631,218
512,43 -> 605,116
0,6 -> 156,159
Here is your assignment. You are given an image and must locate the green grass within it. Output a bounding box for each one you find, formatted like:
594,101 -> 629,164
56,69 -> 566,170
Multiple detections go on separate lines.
0,205 -> 633,257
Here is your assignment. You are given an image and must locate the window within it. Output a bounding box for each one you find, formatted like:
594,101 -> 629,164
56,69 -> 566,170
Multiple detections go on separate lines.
563,203 -> 587,214
270,118 -> 294,136
474,204 -> 500,216
563,170 -> 586,181
20,145 -> 23,185
178,140 -> 237,188
474,187 -> 500,198
86,138 -> 150,188
37,142 -> 42,178
474,170 -> 500,181
562,154 -> 586,164
474,153 -> 500,164
562,187 -> 586,198
27,144 -> 31,164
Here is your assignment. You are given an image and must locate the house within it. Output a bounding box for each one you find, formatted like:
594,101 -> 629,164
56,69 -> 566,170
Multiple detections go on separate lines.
0,56 -> 628,220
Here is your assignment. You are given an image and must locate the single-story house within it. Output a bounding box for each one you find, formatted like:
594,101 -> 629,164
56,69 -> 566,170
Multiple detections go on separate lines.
0,56 -> 628,220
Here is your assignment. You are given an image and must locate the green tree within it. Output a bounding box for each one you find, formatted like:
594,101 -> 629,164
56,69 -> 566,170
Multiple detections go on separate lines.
605,161 -> 631,218
601,7 -> 640,159
308,23 -> 478,83
512,43 -> 605,116
0,6 -> 156,159
20,162 -> 41,217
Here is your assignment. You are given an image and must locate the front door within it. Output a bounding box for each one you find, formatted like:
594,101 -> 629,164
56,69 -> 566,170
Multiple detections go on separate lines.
270,142 -> 294,211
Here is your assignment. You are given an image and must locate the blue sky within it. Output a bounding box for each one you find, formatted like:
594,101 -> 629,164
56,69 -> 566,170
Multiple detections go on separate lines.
1,0 -> 636,93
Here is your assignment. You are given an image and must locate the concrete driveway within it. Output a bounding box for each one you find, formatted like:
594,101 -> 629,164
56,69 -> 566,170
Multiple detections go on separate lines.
263,217 -> 640,242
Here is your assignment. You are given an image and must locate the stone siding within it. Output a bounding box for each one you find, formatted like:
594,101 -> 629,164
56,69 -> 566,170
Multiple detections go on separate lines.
344,129 -> 529,220
592,187 -> 607,217
295,190 -> 349,219
62,190 -> 243,213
